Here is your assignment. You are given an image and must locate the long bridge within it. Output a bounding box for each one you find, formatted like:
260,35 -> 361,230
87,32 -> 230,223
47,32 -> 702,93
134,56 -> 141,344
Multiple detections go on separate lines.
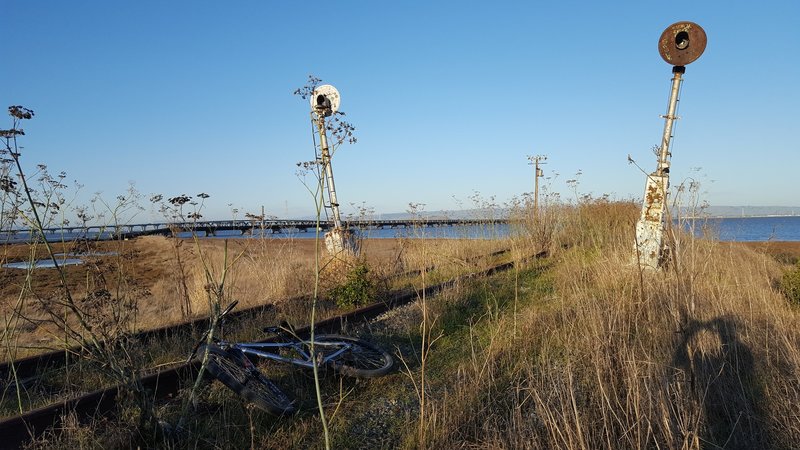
4,218 -> 510,241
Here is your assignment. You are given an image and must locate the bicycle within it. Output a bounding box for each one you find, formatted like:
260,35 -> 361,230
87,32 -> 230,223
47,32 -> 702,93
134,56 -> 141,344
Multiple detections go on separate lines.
189,300 -> 394,415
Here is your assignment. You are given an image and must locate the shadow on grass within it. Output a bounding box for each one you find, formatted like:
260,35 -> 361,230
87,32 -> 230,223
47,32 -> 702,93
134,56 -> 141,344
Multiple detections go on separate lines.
672,316 -> 769,449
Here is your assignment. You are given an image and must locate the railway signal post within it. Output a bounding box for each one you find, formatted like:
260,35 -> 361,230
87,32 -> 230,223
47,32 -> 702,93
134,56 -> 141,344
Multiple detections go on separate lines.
310,84 -> 360,257
634,22 -> 706,269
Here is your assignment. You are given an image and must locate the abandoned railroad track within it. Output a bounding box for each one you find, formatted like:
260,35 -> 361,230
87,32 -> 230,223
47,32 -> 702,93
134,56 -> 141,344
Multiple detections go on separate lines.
0,248 -> 511,383
0,248 -> 538,448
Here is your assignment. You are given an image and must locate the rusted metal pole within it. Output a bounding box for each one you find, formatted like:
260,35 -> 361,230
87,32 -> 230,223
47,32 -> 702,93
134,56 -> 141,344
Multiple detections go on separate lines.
657,66 -> 684,176
634,67 -> 683,269
315,114 -> 343,229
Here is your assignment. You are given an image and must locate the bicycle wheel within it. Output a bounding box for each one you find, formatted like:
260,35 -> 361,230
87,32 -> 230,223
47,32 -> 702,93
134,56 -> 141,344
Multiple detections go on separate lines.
311,335 -> 394,378
196,344 -> 296,415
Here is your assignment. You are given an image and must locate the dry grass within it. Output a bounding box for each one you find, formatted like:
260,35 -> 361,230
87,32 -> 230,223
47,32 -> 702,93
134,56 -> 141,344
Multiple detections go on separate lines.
1,234 -> 514,360
414,202 -> 800,449
7,202 -> 800,449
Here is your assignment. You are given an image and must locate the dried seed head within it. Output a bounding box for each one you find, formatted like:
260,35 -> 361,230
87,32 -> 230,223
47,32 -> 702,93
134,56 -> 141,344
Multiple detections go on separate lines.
8,106 -> 34,120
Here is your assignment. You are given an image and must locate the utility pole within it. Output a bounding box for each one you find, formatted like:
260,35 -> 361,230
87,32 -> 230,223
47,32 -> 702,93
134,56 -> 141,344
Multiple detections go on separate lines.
634,22 -> 706,269
527,155 -> 547,217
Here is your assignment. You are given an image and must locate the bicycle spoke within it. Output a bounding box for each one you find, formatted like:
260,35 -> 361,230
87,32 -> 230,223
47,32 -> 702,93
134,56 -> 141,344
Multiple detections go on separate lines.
341,346 -> 385,369
311,335 -> 394,377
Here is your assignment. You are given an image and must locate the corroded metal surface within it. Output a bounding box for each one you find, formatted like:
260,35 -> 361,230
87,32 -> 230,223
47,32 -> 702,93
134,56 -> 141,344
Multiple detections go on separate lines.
658,21 -> 707,66
635,175 -> 669,269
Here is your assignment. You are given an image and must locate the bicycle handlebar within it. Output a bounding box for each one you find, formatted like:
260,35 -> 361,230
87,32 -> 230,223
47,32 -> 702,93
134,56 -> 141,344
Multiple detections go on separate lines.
220,300 -> 239,318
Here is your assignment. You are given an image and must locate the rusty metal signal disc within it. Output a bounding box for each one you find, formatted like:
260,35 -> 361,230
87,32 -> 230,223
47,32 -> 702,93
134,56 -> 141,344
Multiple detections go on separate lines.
658,21 -> 706,66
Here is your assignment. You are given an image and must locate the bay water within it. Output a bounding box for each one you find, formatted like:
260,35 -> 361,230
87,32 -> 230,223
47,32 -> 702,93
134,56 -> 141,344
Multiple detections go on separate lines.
2,217 -> 799,245
684,216 -> 800,242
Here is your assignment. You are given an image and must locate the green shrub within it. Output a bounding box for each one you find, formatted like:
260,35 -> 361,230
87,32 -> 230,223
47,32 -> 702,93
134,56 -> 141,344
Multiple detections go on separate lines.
328,262 -> 375,308
780,264 -> 800,305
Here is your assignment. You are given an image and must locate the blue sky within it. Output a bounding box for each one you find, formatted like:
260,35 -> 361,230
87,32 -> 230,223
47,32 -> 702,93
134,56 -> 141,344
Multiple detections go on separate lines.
4,1 -> 799,221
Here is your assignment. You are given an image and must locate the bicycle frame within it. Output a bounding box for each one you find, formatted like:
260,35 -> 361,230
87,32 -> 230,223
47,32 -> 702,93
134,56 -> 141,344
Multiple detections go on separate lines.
221,339 -> 353,370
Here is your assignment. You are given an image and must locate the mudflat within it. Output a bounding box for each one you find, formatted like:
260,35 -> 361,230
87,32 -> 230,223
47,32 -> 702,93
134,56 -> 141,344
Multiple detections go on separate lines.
734,241 -> 800,264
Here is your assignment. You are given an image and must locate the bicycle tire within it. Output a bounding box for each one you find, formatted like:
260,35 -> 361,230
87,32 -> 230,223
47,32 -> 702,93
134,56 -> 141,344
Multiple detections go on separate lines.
196,344 -> 296,415
310,335 -> 394,378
